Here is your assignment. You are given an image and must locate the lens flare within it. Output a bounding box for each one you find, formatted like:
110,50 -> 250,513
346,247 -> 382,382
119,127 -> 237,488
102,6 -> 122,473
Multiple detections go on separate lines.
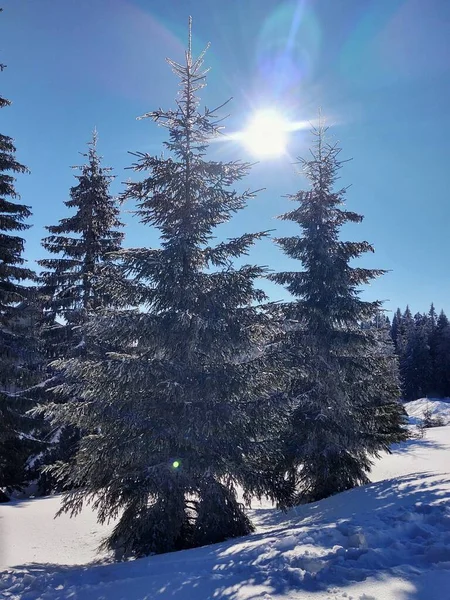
172,460 -> 180,469
256,2 -> 321,96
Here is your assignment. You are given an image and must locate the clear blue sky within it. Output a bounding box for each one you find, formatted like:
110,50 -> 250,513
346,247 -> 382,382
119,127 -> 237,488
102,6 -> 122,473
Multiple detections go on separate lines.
2,0 -> 450,316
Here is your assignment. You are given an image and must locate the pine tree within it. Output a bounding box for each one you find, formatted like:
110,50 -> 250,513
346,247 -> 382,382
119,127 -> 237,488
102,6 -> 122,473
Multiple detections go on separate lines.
399,306 -> 414,347
269,121 -> 407,504
428,303 -> 439,396
396,306 -> 414,395
416,312 -> 433,396
35,131 -> 124,493
0,16 -> 40,500
428,303 -> 437,330
390,308 -> 402,351
42,23 -> 284,556
396,306 -> 414,351
399,312 -> 432,400
434,311 -> 450,398
393,304 -> 450,400
38,130 -> 123,351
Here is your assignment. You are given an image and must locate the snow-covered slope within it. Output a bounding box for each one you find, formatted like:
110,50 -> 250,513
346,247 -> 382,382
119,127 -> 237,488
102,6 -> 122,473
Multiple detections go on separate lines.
2,426 -> 450,599
404,397 -> 450,426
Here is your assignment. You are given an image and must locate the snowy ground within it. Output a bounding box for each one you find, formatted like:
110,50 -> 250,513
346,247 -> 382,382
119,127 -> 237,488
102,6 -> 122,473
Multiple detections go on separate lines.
1,403 -> 450,599
404,397 -> 450,426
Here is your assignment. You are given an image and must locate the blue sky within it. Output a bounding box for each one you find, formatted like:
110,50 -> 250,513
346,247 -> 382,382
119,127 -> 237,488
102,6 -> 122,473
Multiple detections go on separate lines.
2,0 -> 450,316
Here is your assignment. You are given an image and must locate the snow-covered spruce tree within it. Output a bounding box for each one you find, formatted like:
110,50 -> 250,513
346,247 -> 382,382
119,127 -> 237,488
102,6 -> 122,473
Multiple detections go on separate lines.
43,25 -> 284,557
366,314 -> 408,447
35,131 -> 124,494
0,23 -> 41,500
38,130 -> 124,351
269,121 -> 407,504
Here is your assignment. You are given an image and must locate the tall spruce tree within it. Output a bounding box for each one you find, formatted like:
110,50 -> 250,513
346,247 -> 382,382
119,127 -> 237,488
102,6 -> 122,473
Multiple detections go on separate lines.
270,121 -> 407,504
0,14 -> 40,500
35,131 -> 124,493
42,23 -> 283,556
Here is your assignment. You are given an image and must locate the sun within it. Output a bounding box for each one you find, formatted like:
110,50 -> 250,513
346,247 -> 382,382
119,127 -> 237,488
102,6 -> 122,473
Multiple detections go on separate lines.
242,109 -> 289,158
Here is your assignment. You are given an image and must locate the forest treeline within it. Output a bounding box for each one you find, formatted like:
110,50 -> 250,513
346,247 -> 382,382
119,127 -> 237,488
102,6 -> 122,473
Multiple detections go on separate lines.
390,306 -> 450,401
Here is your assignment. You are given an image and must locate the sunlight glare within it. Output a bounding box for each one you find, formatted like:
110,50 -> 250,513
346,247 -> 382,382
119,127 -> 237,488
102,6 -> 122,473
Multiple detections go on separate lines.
242,109 -> 289,158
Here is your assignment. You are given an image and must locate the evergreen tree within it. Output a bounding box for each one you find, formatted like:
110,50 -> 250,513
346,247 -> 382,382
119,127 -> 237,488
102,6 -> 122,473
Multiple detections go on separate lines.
428,303 -> 439,395
399,311 -> 432,400
269,121 -> 407,504
35,131 -> 124,494
434,310 -> 450,398
428,303 -> 437,330
392,304 -> 450,400
0,17 -> 40,500
398,306 -> 414,354
43,24 -> 284,556
38,130 -> 123,351
395,306 -> 414,393
390,308 -> 402,351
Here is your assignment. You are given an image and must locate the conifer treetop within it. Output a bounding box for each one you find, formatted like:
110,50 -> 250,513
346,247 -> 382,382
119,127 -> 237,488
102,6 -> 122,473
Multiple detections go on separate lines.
39,130 -> 123,322
120,17 -> 269,310
270,118 -> 385,329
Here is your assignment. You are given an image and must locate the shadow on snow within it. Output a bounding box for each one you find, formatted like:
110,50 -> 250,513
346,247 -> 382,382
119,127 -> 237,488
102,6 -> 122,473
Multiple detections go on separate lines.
2,471 -> 450,599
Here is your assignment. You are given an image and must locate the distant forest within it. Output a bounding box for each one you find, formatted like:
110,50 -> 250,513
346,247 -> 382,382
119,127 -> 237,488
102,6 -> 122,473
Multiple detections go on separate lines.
389,305 -> 450,401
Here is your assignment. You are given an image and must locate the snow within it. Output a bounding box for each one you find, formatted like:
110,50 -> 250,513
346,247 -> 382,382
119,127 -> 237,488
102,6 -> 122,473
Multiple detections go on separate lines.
404,397 -> 450,426
2,426 -> 450,599
0,496 -> 113,569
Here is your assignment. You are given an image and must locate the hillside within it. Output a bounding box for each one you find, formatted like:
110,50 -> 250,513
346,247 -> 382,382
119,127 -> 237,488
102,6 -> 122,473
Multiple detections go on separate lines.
1,419 -> 450,599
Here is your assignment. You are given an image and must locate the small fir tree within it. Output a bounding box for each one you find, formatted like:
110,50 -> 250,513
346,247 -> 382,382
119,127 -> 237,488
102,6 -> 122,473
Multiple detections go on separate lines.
43,22 -> 284,556
270,120 -> 407,504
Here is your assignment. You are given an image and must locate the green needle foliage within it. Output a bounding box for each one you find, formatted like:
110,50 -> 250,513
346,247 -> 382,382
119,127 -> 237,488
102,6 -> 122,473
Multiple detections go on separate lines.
39,130 -> 124,354
270,120 -> 408,504
34,131 -> 124,494
43,22 -> 284,557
